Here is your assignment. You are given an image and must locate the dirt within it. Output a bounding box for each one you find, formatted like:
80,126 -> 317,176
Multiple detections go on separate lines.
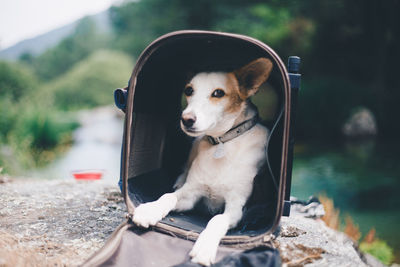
0,178 -> 126,266
279,243 -> 325,267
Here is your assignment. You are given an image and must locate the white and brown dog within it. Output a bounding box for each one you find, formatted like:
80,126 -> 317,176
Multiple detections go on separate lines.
132,58 -> 273,266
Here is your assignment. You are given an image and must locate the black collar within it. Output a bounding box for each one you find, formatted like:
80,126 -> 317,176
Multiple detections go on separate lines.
206,115 -> 259,145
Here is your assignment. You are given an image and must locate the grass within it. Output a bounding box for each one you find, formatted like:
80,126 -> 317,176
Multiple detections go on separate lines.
0,106 -> 79,173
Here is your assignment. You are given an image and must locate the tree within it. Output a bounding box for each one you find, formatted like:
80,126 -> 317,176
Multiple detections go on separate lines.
27,17 -> 109,80
0,61 -> 37,100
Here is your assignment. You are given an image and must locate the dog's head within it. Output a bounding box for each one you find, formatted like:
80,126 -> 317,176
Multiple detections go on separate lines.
180,58 -> 273,137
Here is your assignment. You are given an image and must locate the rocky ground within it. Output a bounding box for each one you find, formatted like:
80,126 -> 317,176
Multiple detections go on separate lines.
0,177 -> 384,267
276,206 -> 384,267
0,177 -> 126,266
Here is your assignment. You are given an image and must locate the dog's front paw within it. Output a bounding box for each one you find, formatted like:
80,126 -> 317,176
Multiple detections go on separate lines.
132,202 -> 164,228
189,234 -> 219,266
133,193 -> 177,228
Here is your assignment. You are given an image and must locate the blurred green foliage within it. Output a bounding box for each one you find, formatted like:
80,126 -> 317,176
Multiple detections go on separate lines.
45,50 -> 133,110
10,106 -> 78,150
0,19 -> 133,173
360,240 -> 394,265
20,18 -> 111,81
0,95 -> 18,142
110,0 -> 187,56
0,61 -> 80,172
110,0 -> 400,141
0,62 -> 39,145
296,77 -> 371,140
109,0 -> 313,57
0,61 -> 37,100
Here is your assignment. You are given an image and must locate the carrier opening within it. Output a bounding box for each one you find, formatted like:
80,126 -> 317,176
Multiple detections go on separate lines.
123,32 -> 289,238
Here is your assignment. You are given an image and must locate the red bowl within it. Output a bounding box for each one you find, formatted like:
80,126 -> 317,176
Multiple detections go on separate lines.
72,170 -> 103,180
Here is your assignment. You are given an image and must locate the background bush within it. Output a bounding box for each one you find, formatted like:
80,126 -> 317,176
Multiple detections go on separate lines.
47,50 -> 133,110
0,61 -> 37,100
360,240 -> 394,265
0,49 -> 133,172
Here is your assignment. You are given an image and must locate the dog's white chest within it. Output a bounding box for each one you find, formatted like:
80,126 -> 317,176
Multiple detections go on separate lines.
189,129 -> 265,191
186,133 -> 261,214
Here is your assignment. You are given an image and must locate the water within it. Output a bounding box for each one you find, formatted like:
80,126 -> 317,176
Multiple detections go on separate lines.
34,106 -> 124,184
291,140 -> 400,260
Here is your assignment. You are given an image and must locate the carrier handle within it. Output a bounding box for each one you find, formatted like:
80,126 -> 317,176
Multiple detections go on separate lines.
283,56 -> 301,216
114,87 -> 128,112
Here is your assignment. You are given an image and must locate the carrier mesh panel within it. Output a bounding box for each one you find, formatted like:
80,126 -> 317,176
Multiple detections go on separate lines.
128,113 -> 166,178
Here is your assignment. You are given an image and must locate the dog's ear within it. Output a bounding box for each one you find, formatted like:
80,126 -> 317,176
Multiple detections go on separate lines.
233,58 -> 273,98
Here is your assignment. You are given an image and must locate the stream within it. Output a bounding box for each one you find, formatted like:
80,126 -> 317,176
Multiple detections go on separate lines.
33,106 -> 123,184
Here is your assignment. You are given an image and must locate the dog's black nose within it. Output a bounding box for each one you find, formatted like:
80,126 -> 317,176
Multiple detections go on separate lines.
181,114 -> 196,128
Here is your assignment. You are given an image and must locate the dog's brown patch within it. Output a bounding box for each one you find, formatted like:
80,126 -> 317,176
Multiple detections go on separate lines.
233,58 -> 273,97
209,89 -> 224,104
224,73 -> 246,113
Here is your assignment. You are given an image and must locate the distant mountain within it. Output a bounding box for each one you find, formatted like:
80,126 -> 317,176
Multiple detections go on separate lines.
0,10 -> 112,61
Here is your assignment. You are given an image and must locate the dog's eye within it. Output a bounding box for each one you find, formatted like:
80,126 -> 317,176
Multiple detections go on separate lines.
211,89 -> 225,98
184,86 -> 194,96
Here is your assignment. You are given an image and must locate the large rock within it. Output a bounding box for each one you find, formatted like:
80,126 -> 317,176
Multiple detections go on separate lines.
342,108 -> 377,138
275,202 -> 385,266
0,179 -> 126,266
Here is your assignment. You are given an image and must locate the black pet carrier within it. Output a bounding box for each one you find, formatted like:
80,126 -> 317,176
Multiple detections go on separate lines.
84,30 -> 301,267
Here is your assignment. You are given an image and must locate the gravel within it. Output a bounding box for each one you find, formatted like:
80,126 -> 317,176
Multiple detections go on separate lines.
0,178 -> 126,266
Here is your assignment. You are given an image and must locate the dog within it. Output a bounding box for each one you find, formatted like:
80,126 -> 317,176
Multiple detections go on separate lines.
132,58 -> 273,266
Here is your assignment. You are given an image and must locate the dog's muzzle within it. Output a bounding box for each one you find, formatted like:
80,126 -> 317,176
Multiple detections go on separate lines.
181,114 -> 196,129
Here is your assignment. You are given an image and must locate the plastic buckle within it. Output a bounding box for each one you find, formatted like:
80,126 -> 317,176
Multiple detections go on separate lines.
283,200 -> 291,216
114,88 -> 128,112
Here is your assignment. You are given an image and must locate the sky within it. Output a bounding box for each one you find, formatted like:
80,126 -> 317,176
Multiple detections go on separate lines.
0,0 -> 118,50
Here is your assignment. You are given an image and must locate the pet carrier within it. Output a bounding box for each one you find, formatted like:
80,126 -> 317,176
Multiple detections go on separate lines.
84,30 -> 301,266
